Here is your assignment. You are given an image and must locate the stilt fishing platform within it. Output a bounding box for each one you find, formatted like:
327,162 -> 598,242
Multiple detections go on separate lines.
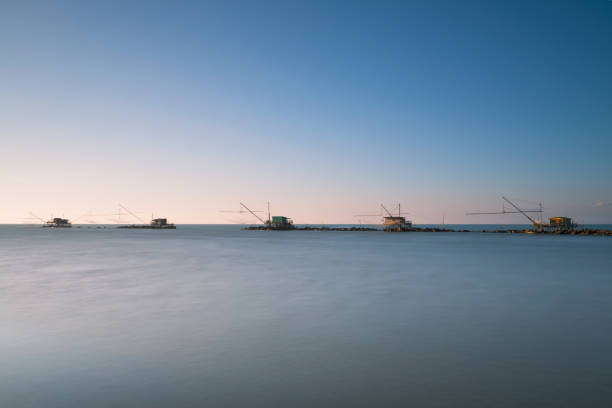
114,204 -> 176,229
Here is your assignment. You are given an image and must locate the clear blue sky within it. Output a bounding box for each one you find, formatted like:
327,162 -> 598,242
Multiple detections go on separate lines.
1,0 -> 611,224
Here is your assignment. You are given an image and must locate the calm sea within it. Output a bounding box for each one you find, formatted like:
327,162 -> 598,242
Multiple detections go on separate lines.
2,225 -> 612,407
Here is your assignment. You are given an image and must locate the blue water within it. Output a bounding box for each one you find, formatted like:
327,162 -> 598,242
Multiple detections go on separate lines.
2,225 -> 612,407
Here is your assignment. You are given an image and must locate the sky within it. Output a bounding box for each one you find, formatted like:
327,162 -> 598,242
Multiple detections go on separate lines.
1,0 -> 611,224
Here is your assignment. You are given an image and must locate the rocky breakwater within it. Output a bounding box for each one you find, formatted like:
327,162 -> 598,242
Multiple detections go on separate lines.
481,228 -> 612,236
243,226 -> 379,231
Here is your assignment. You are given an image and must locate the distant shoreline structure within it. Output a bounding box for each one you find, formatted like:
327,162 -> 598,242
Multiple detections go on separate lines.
117,218 -> 176,229
14,196 -> 612,236
242,225 -> 612,236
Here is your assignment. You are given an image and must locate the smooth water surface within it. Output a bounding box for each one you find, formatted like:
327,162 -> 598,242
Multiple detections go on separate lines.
2,225 -> 612,407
